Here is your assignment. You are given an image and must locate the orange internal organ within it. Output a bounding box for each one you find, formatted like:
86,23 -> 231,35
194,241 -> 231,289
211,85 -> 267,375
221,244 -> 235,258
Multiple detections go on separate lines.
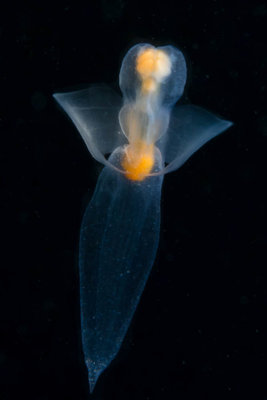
141,77 -> 157,93
121,142 -> 155,181
136,48 -> 171,84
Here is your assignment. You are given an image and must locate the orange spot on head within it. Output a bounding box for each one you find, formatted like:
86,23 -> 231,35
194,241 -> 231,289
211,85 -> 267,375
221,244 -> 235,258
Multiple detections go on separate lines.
136,47 -> 172,88
136,49 -> 156,78
121,142 -> 155,181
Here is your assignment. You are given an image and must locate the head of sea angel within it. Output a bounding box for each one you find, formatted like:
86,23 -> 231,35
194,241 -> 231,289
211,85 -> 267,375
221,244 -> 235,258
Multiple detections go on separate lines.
117,43 -> 187,181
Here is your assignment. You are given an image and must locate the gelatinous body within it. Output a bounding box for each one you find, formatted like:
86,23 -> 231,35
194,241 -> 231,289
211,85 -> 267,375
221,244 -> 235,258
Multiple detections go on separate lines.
53,43 -> 232,392
79,148 -> 163,390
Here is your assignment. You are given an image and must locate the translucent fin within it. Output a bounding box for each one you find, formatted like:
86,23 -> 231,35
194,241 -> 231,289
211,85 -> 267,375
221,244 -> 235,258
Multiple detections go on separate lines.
53,85 -> 128,165
157,104 -> 233,173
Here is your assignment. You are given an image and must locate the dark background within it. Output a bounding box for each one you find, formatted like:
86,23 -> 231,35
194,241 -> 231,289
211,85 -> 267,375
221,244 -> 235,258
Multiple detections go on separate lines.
1,0 -> 266,399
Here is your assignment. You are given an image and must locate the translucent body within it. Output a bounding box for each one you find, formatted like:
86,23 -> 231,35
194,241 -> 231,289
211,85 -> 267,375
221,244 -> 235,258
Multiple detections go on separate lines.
53,43 -> 232,392
79,148 -> 163,391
